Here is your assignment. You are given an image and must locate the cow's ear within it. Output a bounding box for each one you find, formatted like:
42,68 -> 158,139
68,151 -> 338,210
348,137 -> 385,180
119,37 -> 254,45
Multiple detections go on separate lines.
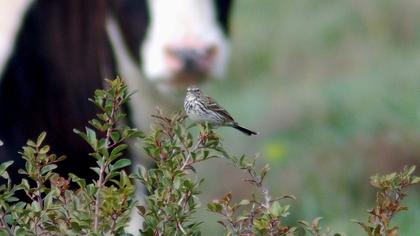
213,0 -> 234,35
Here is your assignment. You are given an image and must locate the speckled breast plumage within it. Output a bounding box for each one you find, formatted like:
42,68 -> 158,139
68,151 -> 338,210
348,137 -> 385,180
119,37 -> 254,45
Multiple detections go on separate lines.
184,93 -> 228,125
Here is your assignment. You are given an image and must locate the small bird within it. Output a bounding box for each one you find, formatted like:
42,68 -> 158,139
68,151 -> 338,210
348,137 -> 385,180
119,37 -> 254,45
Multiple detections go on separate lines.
184,86 -> 258,136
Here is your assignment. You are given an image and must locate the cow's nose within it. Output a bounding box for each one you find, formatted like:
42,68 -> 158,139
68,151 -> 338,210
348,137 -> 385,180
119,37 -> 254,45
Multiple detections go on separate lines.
165,45 -> 218,75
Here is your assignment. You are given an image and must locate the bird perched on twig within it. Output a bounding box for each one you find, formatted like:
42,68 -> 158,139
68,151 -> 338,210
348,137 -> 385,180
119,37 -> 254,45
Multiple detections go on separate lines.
184,86 -> 258,136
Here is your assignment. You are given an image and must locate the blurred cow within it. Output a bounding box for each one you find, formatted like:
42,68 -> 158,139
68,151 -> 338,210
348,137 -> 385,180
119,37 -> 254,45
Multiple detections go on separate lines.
0,0 -> 234,184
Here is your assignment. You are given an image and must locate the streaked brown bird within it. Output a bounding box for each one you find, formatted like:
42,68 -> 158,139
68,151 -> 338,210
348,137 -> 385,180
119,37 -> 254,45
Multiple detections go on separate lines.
184,86 -> 258,136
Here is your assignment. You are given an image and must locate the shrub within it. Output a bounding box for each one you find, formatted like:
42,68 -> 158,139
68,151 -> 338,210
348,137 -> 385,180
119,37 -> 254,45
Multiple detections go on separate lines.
0,78 -> 142,235
0,78 -> 418,235
354,166 -> 420,236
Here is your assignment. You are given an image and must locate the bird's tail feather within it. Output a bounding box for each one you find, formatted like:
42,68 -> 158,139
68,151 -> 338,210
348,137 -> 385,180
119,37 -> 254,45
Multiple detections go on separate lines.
232,124 -> 258,136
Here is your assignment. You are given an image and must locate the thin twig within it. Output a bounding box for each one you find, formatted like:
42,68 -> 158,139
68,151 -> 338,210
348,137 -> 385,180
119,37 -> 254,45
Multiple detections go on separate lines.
180,135 -> 203,171
93,94 -> 119,232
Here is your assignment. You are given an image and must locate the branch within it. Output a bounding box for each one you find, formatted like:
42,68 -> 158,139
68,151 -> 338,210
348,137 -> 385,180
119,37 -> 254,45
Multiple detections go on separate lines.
93,94 -> 119,232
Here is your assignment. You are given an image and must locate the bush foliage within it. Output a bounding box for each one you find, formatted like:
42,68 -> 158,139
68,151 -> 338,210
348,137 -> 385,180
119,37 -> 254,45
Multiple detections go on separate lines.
0,79 -> 418,235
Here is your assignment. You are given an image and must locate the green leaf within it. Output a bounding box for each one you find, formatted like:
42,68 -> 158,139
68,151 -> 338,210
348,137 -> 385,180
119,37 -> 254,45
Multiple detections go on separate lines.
184,180 -> 195,190
253,217 -> 269,233
6,196 -> 19,202
111,159 -> 131,171
86,127 -> 97,150
90,167 -> 101,175
370,175 -> 381,188
110,131 -> 121,144
238,199 -> 250,206
31,201 -> 41,212
56,155 -> 67,162
207,203 -> 222,213
14,227 -> 27,236
0,161 -> 13,178
270,201 -> 282,217
26,140 -> 36,147
174,178 -> 181,189
94,89 -> 106,98
73,128 -> 88,143
407,165 -> 416,175
41,164 -> 57,175
411,176 -> 420,184
260,163 -> 270,180
137,165 -> 147,181
36,132 -> 47,146
20,179 -> 30,190
298,220 -> 310,227
89,118 -> 104,131
128,129 -> 145,139
69,173 -> 86,188
110,144 -> 128,159
203,150 -> 209,159
44,191 -> 54,209
39,145 -> 50,154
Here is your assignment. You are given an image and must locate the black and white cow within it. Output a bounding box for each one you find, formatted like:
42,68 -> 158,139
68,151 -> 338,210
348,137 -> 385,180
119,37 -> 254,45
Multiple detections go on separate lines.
0,0 -> 234,185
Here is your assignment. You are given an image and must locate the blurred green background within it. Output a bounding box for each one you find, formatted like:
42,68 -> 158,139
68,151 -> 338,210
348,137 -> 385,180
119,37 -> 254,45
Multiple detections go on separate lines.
198,0 -> 420,234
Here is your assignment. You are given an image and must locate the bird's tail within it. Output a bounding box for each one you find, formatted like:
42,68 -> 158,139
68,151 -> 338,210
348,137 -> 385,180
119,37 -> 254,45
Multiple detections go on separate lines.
232,123 -> 258,136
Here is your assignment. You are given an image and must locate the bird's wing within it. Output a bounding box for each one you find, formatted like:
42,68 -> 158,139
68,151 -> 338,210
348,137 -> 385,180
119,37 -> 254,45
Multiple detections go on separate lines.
203,95 -> 235,122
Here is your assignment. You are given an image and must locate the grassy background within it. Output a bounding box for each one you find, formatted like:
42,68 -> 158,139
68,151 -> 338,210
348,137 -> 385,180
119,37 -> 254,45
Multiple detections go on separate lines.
198,0 -> 420,234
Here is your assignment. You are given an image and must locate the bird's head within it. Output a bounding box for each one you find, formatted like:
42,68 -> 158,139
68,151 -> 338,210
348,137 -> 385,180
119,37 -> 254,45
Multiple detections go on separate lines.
186,86 -> 201,96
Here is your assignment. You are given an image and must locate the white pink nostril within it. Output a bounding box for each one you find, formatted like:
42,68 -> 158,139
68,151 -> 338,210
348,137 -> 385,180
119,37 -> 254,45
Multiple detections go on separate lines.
164,44 -> 218,75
